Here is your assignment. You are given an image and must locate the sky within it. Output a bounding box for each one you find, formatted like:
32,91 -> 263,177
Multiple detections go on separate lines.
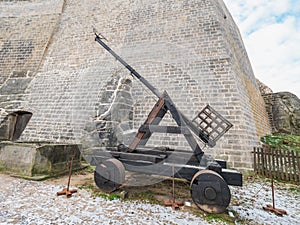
223,0 -> 300,98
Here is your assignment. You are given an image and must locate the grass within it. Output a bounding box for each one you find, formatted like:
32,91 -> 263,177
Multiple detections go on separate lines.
288,186 -> 300,193
94,192 -> 121,200
260,134 -> 300,152
84,164 -> 96,173
206,213 -> 234,224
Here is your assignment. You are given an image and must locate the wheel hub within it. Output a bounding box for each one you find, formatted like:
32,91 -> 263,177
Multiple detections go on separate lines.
204,187 -> 217,200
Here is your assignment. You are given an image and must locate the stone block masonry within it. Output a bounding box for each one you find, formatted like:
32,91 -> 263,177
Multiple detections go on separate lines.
0,142 -> 81,179
0,0 -> 64,121
0,0 -> 271,170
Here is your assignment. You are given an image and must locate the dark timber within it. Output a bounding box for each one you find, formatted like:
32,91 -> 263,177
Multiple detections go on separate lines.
92,31 -> 242,213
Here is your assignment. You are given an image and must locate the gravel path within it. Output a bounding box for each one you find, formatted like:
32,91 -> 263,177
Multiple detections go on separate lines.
0,174 -> 299,225
0,174 -> 207,225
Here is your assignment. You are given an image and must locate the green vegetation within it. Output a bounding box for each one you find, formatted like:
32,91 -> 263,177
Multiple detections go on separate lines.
84,165 -> 96,173
189,211 -> 238,225
288,186 -> 300,193
206,213 -> 233,224
78,183 -> 95,190
260,134 -> 300,152
94,192 -> 121,200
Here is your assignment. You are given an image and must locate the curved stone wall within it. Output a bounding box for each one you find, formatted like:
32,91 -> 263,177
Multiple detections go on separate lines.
0,0 -> 271,170
0,0 -> 63,120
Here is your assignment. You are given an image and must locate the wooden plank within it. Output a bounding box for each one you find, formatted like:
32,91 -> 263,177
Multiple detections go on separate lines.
296,151 -> 300,183
283,149 -> 289,181
259,148 -> 263,175
281,149 -> 286,181
275,148 -> 280,180
279,148 -> 284,180
267,147 -> 272,178
288,150 -> 292,181
253,147 -> 257,173
287,149 -> 292,182
119,152 -> 167,163
257,147 -> 261,175
291,150 -> 297,182
290,150 -> 294,182
261,147 -> 266,176
265,147 -> 269,177
128,98 -> 165,151
292,150 -> 297,182
271,148 -> 276,180
217,170 -> 243,187
265,147 -> 268,177
139,125 -> 190,134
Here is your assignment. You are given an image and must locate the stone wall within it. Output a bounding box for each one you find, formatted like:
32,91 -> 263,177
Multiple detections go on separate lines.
0,0 -> 64,122
0,142 -> 81,179
263,92 -> 300,135
0,0 -> 271,170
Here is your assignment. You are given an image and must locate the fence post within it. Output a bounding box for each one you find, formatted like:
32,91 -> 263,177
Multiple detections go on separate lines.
267,147 -> 272,178
261,147 -> 265,176
291,150 -> 297,182
271,148 -> 275,179
279,149 -> 284,180
288,150 -> 292,182
253,147 -> 257,172
296,151 -> 300,183
257,147 -> 261,175
274,149 -> 279,180
284,149 -> 289,181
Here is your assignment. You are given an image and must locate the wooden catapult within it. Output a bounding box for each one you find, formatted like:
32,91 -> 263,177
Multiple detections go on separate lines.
86,30 -> 243,213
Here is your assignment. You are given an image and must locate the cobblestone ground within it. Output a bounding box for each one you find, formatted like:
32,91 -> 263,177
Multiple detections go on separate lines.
0,174 -> 207,225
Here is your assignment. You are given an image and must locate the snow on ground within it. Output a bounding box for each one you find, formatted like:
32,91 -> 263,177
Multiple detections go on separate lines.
0,174 -> 207,225
229,177 -> 300,225
0,174 -> 299,225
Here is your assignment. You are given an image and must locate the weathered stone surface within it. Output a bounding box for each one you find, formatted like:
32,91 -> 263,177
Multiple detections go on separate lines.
263,92 -> 300,135
0,0 -> 273,170
0,142 -> 81,179
0,78 -> 32,95
0,111 -> 32,141
81,75 -> 135,158
0,124 -> 9,141
256,79 -> 273,95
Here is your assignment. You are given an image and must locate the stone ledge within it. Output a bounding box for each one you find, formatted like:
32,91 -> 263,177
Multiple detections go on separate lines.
0,141 -> 82,180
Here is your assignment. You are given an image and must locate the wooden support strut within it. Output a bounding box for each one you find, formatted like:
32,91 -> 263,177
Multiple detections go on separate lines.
127,92 -> 205,164
163,92 -> 204,163
128,98 -> 166,151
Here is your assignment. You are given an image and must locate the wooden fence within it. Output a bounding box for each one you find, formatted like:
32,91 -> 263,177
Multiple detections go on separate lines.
253,147 -> 300,183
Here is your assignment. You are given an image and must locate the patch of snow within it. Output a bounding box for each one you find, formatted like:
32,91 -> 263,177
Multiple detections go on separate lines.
229,179 -> 300,225
0,175 -> 207,225
0,174 -> 299,225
